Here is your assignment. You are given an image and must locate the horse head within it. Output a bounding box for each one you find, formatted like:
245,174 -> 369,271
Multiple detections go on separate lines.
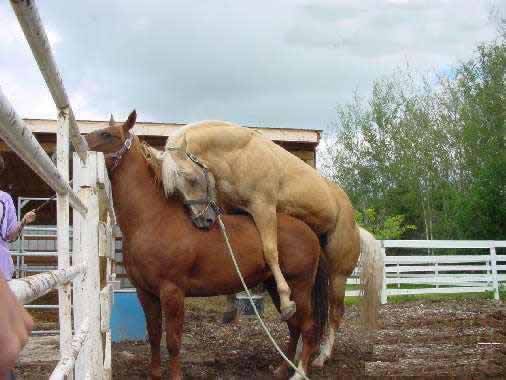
162,148 -> 219,230
85,110 -> 137,169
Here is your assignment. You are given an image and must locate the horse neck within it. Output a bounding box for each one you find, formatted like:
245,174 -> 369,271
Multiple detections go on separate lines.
109,141 -> 187,236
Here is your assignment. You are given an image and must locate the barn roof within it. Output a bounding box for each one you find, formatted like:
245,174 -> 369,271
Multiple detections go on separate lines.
22,118 -> 322,145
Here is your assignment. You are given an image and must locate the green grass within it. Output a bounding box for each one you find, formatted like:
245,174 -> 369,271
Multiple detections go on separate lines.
343,284 -> 506,304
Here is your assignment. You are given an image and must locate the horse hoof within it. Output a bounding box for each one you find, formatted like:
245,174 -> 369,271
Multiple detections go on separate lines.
272,366 -> 289,379
312,355 -> 326,368
280,301 -> 296,321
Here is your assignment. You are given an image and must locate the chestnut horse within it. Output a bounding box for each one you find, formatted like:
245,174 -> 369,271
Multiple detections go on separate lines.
85,111 -> 329,380
161,118 -> 383,367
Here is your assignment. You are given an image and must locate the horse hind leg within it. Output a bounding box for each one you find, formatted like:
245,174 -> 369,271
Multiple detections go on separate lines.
313,221 -> 359,368
136,289 -> 162,380
251,206 -> 296,320
289,285 -> 320,380
312,274 -> 346,368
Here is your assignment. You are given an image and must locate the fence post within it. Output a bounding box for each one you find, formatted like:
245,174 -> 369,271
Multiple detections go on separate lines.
56,107 -> 73,380
489,242 -> 500,301
380,242 -> 387,304
73,153 -> 103,380
435,262 -> 439,289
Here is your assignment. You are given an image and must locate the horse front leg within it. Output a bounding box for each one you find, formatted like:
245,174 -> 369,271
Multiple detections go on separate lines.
273,323 -> 300,379
136,288 -> 162,379
290,320 -> 319,380
250,205 -> 295,320
160,283 -> 185,380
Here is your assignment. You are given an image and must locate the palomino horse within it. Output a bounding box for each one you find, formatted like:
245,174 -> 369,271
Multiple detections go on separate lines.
85,111 -> 329,380
160,119 -> 383,367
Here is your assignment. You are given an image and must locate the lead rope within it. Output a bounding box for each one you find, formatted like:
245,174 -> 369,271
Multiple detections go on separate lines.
217,215 -> 310,380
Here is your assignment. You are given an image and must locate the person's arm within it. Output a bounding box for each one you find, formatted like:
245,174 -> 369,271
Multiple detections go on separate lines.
5,210 -> 36,242
0,273 -> 34,370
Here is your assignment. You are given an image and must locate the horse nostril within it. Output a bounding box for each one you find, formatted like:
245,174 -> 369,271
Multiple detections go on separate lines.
206,218 -> 214,225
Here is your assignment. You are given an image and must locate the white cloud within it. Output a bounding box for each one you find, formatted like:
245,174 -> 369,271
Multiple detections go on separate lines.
0,1 -> 502,129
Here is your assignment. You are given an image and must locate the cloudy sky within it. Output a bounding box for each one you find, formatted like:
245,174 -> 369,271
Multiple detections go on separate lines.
0,0 -> 503,131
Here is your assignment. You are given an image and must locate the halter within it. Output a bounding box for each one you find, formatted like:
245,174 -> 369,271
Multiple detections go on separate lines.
105,133 -> 134,172
183,152 -> 222,220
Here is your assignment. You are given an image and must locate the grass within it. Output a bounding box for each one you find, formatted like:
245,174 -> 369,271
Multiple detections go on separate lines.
344,283 -> 506,304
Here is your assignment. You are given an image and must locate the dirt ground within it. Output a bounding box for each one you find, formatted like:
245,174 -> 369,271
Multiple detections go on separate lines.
16,297 -> 506,379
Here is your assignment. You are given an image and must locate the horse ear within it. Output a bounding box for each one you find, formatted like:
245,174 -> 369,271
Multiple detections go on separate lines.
123,110 -> 137,133
109,114 -> 115,126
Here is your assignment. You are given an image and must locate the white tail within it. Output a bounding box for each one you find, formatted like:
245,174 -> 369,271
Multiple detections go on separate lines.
358,226 -> 384,329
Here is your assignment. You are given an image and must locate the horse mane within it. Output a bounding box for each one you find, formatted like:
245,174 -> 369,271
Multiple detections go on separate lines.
138,142 -> 164,189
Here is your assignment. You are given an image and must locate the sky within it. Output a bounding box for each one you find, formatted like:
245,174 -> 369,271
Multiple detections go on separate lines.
0,0 -> 503,131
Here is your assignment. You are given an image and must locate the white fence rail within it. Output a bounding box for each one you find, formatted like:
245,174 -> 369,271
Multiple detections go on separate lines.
9,263 -> 86,304
1,1 -> 115,379
377,240 -> 505,303
344,240 -> 506,303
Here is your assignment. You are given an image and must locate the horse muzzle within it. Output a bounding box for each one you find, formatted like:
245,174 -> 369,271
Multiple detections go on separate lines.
191,207 -> 218,230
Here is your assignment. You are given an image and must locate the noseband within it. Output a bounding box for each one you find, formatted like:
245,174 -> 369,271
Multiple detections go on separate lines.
105,133 -> 133,172
183,152 -> 222,220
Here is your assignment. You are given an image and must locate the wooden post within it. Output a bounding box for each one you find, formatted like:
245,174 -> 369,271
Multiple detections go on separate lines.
74,153 -> 104,379
72,160 -> 86,379
56,107 -> 73,379
489,242 -> 500,301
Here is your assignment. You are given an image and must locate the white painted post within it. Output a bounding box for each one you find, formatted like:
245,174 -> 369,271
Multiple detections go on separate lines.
72,158 -> 86,379
101,285 -> 113,380
489,242 -> 500,301
56,107 -> 73,380
78,153 -> 104,380
435,262 -> 439,289
396,263 -> 400,289
380,243 -> 388,304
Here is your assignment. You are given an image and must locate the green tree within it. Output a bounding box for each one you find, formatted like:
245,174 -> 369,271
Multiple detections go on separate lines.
322,34 -> 505,240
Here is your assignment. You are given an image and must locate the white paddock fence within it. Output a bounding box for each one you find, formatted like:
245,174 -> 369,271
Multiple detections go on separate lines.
344,240 -> 506,303
1,1 -> 115,379
378,240 -> 506,303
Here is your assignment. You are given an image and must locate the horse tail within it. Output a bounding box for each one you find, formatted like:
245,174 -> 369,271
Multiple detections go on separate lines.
312,255 -> 329,341
357,226 -> 384,329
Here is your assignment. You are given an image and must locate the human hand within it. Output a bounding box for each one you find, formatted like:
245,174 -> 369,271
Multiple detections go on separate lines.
22,210 -> 36,225
0,276 -> 34,371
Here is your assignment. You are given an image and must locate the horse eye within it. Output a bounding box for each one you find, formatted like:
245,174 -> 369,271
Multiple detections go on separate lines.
101,131 -> 112,138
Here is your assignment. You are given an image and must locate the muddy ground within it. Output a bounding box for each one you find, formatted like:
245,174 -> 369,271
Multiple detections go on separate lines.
16,297 -> 506,379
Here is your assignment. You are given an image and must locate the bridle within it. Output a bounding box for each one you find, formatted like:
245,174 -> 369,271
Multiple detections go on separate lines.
183,152 -> 222,221
104,133 -> 134,172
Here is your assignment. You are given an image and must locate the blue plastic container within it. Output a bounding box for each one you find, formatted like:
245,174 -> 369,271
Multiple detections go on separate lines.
111,290 -> 147,342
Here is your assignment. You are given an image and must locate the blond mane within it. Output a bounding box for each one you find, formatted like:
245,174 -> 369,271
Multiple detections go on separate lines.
139,142 -> 164,188
161,149 -> 179,197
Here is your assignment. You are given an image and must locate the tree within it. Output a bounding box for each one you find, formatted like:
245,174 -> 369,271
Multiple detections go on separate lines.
322,34 -> 505,240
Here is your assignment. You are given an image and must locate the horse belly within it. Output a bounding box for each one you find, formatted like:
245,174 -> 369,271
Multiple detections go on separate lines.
185,239 -> 269,297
